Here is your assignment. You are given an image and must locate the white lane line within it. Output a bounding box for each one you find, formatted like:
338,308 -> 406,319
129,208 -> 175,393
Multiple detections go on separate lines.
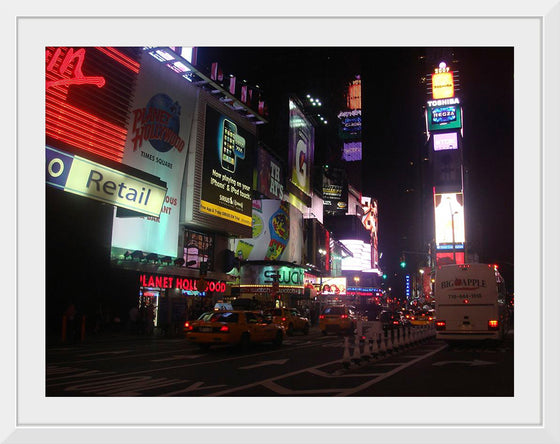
334,344 -> 447,396
261,380 -> 345,396
308,368 -> 384,378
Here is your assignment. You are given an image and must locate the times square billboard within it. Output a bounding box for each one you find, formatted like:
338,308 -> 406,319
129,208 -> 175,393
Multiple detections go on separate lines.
433,192 -> 465,251
288,98 -> 315,200
199,105 -> 256,228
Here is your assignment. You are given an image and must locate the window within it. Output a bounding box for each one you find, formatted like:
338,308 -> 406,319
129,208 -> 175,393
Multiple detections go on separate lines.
183,229 -> 214,271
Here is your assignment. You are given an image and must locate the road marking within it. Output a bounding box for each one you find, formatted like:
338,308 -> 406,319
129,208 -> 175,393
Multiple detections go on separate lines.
432,359 -> 495,367
150,354 -> 204,362
308,368 -> 383,378
239,359 -> 289,370
159,381 -> 227,396
334,344 -> 448,397
262,380 -> 344,396
78,350 -> 131,357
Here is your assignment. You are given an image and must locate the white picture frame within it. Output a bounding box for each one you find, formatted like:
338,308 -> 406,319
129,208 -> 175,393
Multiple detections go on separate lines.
6,2 -> 560,443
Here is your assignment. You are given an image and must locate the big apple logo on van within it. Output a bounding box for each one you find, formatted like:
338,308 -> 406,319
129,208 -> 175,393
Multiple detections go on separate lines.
131,93 -> 186,153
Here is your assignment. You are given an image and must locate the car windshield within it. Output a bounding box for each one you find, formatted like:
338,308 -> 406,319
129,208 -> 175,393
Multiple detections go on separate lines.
323,306 -> 345,315
201,312 -> 239,323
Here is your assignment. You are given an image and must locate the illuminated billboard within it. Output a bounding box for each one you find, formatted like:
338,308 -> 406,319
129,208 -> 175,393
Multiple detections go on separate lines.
342,141 -> 362,161
361,197 -> 379,271
46,146 -> 167,216
432,71 -> 454,99
319,277 -> 347,296
427,104 -> 462,131
111,51 -> 198,257
255,146 -> 284,200
230,199 -> 303,263
433,132 -> 458,151
322,168 -> 348,214
288,98 -> 315,198
434,192 -> 465,250
200,105 -> 255,227
340,240 -> 371,271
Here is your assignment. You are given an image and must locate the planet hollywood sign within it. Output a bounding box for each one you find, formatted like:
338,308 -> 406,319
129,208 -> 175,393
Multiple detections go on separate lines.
139,273 -> 227,293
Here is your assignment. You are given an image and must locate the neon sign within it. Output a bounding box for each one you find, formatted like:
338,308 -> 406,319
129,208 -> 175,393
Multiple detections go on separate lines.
139,273 -> 227,293
46,47 -> 106,90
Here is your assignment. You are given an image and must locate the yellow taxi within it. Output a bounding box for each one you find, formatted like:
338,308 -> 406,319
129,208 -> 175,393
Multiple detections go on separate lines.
410,310 -> 435,326
264,307 -> 310,336
319,305 -> 357,335
185,310 -> 284,351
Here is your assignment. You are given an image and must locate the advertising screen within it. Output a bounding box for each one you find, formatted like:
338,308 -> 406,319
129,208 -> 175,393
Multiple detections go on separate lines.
288,99 -> 315,197
361,197 -> 379,271
340,239 -> 372,271
319,277 -> 347,296
255,146 -> 284,200
434,192 -> 465,250
431,71 -> 454,99
200,105 -> 255,227
433,132 -> 458,151
230,199 -> 302,263
342,141 -> 362,161
427,104 -> 462,130
111,51 -> 198,257
322,169 -> 348,214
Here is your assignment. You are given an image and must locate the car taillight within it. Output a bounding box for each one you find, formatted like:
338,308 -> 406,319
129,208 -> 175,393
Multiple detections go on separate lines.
282,317 -> 286,322
488,320 -> 499,330
219,325 -> 229,332
428,316 -> 433,321
435,320 -> 446,330
341,314 -> 348,319
184,322 -> 193,331
463,299 -> 469,304
319,315 -> 325,320
392,320 -> 399,325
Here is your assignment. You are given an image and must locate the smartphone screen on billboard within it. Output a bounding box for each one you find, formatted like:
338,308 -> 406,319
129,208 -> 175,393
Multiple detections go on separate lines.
221,119 -> 237,173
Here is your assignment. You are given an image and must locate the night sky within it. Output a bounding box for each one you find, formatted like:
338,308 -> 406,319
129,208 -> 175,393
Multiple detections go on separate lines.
195,47 -> 514,290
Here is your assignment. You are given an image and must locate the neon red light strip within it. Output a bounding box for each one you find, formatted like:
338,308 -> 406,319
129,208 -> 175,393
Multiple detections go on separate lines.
95,47 -> 140,73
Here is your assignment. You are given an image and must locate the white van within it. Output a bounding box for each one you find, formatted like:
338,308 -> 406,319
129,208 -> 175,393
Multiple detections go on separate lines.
434,263 -> 510,341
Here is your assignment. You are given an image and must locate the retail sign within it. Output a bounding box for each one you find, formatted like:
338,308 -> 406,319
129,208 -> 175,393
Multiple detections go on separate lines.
139,273 -> 227,293
46,146 -> 167,217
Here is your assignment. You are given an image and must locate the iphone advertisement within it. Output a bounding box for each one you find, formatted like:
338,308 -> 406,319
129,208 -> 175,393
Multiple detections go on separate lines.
200,105 -> 255,228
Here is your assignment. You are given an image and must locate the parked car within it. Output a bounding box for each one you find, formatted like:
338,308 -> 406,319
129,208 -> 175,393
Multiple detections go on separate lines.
184,310 -> 284,351
319,305 -> 357,335
264,307 -> 310,336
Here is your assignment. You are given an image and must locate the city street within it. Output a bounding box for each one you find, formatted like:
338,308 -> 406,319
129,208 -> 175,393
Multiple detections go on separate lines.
46,325 -> 513,397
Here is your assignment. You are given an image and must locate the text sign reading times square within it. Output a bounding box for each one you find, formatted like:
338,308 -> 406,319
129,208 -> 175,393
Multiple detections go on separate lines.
46,146 -> 167,217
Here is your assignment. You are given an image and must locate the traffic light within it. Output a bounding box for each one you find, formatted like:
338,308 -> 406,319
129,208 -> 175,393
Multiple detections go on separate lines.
382,273 -> 387,279
400,255 -> 406,268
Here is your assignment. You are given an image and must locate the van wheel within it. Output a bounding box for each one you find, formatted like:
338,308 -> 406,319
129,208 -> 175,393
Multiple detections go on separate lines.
240,333 -> 250,352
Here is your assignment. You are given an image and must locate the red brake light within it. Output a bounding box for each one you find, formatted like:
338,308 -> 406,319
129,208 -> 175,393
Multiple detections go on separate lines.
428,316 -> 433,321
488,320 -> 499,330
319,315 -> 325,320
463,299 -> 469,304
435,320 -> 446,330
282,317 -> 286,322
184,322 -> 193,331
341,314 -> 348,319
219,325 -> 229,332
392,320 -> 399,325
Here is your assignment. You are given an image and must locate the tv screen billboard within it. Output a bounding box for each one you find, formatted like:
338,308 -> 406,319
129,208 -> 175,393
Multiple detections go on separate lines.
427,104 -> 462,130
434,192 -> 465,250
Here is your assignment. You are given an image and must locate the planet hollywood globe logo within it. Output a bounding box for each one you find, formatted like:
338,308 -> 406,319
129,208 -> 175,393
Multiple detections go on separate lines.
130,93 -> 186,153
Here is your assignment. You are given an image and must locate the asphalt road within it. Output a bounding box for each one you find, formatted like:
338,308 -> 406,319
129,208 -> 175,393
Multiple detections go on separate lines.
45,326 -> 513,397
